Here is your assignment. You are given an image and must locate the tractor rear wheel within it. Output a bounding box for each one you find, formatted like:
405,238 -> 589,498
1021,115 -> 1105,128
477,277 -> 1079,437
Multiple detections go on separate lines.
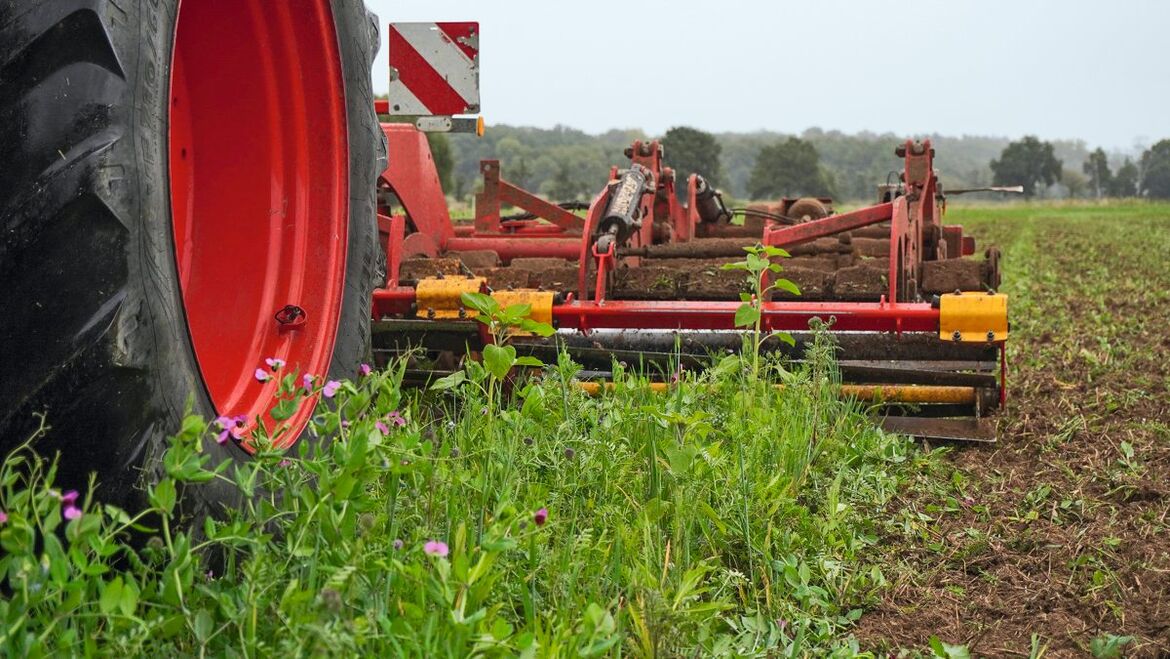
0,0 -> 385,510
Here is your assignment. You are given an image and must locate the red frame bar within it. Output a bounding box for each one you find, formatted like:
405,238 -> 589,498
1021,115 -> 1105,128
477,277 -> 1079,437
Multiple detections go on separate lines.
764,202 -> 893,248
445,236 -> 581,260
551,300 -> 938,332
475,160 -> 584,233
372,284 -> 940,334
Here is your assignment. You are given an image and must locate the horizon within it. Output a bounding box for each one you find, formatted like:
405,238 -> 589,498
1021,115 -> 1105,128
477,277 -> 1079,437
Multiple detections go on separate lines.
365,0 -> 1169,152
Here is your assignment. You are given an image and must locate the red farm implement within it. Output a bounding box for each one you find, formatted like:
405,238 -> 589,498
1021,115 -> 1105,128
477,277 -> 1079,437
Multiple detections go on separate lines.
0,7 -> 1007,510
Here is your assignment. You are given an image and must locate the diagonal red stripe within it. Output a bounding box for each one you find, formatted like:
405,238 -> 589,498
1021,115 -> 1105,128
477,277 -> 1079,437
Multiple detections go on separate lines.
390,25 -> 470,115
436,22 -> 478,62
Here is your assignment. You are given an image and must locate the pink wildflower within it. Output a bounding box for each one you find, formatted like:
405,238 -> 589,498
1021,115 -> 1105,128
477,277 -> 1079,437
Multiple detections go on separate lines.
0,510 -> 8,525
423,540 -> 449,557
322,380 -> 342,398
278,459 -> 291,468
392,539 -> 404,551
215,415 -> 248,443
229,416 -> 248,440
533,507 -> 549,527
265,357 -> 286,371
359,363 -> 372,377
302,374 -> 314,392
387,410 -> 406,427
59,490 -> 82,520
254,368 -> 271,383
375,421 -> 390,435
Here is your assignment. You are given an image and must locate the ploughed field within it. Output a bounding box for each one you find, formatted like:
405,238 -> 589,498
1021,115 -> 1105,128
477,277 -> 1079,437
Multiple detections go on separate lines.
856,201 -> 1170,656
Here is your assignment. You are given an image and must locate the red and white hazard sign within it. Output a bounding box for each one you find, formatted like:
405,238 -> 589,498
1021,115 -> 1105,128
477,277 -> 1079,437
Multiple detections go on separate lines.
387,22 -> 480,116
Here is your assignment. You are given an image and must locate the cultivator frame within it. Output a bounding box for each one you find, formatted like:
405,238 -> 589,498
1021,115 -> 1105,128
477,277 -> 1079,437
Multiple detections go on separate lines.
369,25 -> 1008,442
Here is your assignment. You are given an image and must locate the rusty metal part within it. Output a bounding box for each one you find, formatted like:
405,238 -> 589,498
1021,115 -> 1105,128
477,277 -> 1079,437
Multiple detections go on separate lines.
617,237 -> 851,260
574,381 -> 977,405
880,417 -> 997,442
786,197 -> 830,222
474,159 -> 584,233
841,384 -> 976,405
984,247 -> 1002,290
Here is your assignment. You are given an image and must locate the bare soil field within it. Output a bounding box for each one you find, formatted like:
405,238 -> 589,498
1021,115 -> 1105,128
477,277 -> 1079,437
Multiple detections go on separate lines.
857,203 -> 1170,656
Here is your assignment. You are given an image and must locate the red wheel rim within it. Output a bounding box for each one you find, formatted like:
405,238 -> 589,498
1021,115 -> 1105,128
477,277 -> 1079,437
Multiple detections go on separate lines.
169,0 -> 348,449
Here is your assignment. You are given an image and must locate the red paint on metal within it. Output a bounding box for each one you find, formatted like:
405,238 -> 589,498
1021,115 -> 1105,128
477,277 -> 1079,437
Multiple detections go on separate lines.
389,25 -> 471,114
578,188 -> 611,299
371,287 -> 416,318
379,123 -> 455,248
435,22 -> 479,62
374,99 -> 390,115
888,196 -> 908,302
379,214 -> 406,287
551,300 -> 941,333
169,0 -> 347,448
445,236 -> 581,260
474,160 -> 583,233
764,202 -> 894,248
369,286 -> 944,334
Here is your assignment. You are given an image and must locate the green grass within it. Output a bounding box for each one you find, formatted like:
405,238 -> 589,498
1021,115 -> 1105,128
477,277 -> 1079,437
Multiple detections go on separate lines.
0,328 -> 935,656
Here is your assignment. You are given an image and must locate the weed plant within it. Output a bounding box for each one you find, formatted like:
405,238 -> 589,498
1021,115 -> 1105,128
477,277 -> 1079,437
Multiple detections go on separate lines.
0,334 -> 925,656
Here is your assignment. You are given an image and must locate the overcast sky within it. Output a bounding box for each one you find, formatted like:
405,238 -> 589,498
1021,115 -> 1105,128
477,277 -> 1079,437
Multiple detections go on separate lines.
365,1 -> 1168,150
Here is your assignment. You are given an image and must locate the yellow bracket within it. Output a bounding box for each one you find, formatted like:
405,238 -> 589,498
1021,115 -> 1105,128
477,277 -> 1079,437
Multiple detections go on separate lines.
415,276 -> 486,319
490,289 -> 555,326
939,292 -> 1008,342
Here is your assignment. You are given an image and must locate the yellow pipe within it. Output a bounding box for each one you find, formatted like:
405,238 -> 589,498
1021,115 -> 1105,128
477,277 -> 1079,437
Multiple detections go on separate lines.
573,381 -> 976,405
839,384 -> 976,405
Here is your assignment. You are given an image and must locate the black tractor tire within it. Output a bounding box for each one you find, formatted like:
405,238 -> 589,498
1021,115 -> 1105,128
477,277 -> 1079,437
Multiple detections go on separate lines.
0,1 -> 385,510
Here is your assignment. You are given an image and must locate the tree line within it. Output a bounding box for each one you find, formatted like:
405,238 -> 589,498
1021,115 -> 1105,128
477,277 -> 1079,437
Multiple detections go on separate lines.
436,125 -> 1170,202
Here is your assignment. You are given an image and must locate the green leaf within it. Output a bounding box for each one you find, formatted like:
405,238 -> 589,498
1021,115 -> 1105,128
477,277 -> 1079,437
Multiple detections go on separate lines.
761,245 -> 790,258
929,636 -> 971,659
193,609 -> 214,643
501,303 -> 533,322
518,318 -> 556,337
491,618 -> 513,641
430,371 -> 467,391
270,397 -> 299,421
99,576 -> 123,614
120,577 -> 140,616
1090,634 -> 1133,659
773,278 -> 801,296
721,262 -> 749,271
733,304 -> 761,328
514,355 -> 544,368
483,343 -> 517,380
150,478 -> 177,514
771,331 -> 797,347
460,292 -> 497,317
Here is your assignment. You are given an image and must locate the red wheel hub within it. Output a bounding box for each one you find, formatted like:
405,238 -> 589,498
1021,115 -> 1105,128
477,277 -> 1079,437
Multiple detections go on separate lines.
169,0 -> 348,448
